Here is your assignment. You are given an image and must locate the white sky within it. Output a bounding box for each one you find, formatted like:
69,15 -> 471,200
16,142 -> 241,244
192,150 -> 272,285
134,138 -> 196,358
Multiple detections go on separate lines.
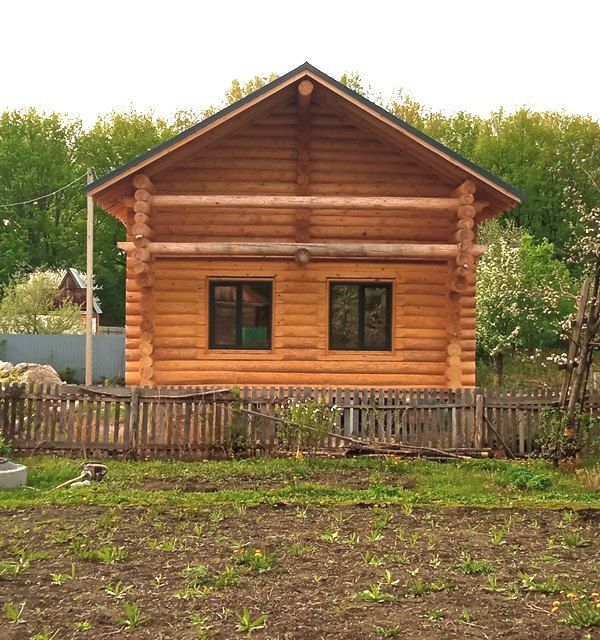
1,0 -> 598,126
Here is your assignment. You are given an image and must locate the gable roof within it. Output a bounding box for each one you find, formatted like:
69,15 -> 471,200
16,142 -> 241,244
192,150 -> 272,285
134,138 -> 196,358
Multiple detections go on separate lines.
60,268 -> 102,314
87,62 -> 524,217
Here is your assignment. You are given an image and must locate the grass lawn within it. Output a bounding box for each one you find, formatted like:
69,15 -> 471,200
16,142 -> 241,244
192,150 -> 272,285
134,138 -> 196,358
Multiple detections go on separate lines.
1,456 -> 599,638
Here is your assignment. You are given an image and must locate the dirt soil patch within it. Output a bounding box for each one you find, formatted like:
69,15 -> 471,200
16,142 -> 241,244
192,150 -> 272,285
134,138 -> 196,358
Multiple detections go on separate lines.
1,503 -> 598,639
136,468 -> 415,493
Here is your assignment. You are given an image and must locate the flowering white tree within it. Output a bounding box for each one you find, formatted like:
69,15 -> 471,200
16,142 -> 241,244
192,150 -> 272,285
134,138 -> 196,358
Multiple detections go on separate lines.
477,221 -> 575,382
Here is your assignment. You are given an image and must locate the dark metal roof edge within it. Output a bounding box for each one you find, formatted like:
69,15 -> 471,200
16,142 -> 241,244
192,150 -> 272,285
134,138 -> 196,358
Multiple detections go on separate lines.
87,61 -> 525,201
303,64 -> 525,201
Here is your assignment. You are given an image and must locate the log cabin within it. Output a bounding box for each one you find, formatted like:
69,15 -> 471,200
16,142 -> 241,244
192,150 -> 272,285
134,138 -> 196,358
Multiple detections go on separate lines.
87,63 -> 523,389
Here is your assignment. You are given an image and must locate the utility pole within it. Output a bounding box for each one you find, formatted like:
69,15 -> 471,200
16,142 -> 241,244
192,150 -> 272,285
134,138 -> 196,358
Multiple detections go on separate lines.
85,168 -> 94,385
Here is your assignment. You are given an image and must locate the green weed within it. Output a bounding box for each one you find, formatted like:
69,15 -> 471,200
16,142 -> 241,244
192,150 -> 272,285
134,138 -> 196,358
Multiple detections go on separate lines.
235,608 -> 267,634
116,602 -> 148,631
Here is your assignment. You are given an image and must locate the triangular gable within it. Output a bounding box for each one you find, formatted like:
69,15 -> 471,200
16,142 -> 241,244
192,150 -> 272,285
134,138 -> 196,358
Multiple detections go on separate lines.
88,62 -> 523,220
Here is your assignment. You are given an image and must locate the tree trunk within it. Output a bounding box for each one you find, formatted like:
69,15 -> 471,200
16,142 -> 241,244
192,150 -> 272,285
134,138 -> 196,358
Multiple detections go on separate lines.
494,353 -> 504,386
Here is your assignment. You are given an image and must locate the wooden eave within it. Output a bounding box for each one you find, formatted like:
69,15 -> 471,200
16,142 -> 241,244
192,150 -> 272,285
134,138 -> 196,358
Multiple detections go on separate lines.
88,63 -> 523,223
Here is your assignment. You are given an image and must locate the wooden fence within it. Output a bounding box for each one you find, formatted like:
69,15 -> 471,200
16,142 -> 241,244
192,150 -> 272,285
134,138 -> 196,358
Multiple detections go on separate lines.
0,383 -> 592,459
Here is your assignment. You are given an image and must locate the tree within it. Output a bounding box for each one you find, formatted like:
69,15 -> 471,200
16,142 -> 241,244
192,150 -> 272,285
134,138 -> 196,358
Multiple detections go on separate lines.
0,109 -> 84,291
476,221 -> 575,382
201,73 -> 279,117
0,269 -> 83,334
76,110 -> 182,325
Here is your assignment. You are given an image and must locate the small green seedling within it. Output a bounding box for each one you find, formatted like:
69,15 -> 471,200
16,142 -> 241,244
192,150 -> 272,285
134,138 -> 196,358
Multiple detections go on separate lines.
234,548 -> 275,573
356,583 -> 396,603
104,580 -> 133,599
235,608 -> 267,634
457,552 -> 495,575
4,601 -> 25,623
51,563 -> 76,585
426,609 -> 445,622
116,601 -> 148,631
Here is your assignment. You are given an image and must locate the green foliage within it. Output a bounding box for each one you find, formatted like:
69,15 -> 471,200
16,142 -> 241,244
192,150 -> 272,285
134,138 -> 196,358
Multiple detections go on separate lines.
355,582 -> 396,602
405,577 -> 456,597
0,269 -> 83,334
503,465 -> 552,491
537,408 -> 600,463
559,595 -> 600,629
235,607 -> 267,634
275,398 -> 341,452
4,600 -> 25,623
476,221 -> 576,371
116,601 -> 148,631
0,109 -> 83,294
3,456 -> 599,511
0,434 -> 11,457
233,548 -> 275,573
456,552 -> 495,575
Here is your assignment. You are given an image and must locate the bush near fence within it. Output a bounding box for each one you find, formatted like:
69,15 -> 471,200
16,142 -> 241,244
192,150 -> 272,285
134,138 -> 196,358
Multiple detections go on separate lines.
2,383 -> 594,460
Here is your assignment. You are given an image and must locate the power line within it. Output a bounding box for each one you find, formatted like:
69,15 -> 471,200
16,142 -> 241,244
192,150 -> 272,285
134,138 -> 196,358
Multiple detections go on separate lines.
0,171 -> 92,209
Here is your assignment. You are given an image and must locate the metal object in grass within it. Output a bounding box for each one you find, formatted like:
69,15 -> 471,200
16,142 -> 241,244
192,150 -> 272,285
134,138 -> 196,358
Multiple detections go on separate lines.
54,462 -> 108,490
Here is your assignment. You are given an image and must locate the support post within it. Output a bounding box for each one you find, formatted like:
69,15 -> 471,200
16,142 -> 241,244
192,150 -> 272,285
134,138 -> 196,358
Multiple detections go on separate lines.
85,168 -> 94,386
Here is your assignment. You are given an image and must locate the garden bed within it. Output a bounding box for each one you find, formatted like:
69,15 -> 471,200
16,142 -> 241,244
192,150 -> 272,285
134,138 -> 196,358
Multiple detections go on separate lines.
0,457 -> 598,638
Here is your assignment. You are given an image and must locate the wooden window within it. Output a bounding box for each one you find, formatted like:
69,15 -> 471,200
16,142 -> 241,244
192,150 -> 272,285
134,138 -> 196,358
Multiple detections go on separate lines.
329,282 -> 392,351
209,281 -> 272,350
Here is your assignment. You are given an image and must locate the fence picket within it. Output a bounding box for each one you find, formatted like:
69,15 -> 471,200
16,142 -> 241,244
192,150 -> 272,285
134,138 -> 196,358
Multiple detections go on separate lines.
3,383 -> 598,460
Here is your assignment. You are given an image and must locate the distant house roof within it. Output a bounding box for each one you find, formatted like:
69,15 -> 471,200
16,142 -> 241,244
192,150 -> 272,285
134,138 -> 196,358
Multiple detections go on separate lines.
60,268 -> 102,314
87,62 -> 523,221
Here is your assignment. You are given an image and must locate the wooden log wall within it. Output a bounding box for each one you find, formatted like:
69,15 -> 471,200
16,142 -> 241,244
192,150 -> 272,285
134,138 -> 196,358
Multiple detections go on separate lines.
446,180 -> 477,388
123,258 -> 475,387
130,175 -> 157,388
148,99 -> 458,245
122,94 -> 481,388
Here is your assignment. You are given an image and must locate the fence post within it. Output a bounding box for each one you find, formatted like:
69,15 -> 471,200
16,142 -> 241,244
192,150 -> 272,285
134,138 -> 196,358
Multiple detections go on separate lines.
475,388 -> 484,449
129,387 -> 140,454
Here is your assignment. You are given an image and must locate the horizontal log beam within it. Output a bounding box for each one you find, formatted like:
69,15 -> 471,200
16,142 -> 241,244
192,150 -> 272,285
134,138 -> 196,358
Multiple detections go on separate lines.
146,194 -> 462,211
118,241 -> 487,261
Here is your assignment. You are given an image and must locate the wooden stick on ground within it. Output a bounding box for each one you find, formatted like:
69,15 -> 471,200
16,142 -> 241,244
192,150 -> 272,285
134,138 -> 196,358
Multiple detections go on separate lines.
238,407 -> 466,459
483,414 -> 516,459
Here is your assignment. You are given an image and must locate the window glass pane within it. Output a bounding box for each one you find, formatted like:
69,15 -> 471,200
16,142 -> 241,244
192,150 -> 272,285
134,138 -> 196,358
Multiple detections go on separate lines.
330,284 -> 359,349
364,286 -> 389,348
212,285 -> 237,347
241,283 -> 271,348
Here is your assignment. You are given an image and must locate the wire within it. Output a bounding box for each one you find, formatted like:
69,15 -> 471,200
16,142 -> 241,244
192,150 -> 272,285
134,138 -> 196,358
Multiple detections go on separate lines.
0,171 -> 90,209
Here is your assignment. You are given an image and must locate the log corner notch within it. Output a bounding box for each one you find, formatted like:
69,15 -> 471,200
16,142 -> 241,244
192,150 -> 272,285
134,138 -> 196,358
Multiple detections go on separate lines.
296,79 -> 314,245
131,174 -> 157,388
446,180 -> 477,388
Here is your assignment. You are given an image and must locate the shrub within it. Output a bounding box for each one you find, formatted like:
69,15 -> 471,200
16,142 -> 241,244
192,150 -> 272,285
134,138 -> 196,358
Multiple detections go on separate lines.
0,434 -> 11,457
505,465 -> 552,491
275,398 -> 341,452
537,407 -> 600,463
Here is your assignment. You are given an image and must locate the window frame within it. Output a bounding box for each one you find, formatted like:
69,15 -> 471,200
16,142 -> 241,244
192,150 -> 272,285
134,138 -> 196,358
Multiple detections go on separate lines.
328,281 -> 393,352
208,280 -> 273,350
